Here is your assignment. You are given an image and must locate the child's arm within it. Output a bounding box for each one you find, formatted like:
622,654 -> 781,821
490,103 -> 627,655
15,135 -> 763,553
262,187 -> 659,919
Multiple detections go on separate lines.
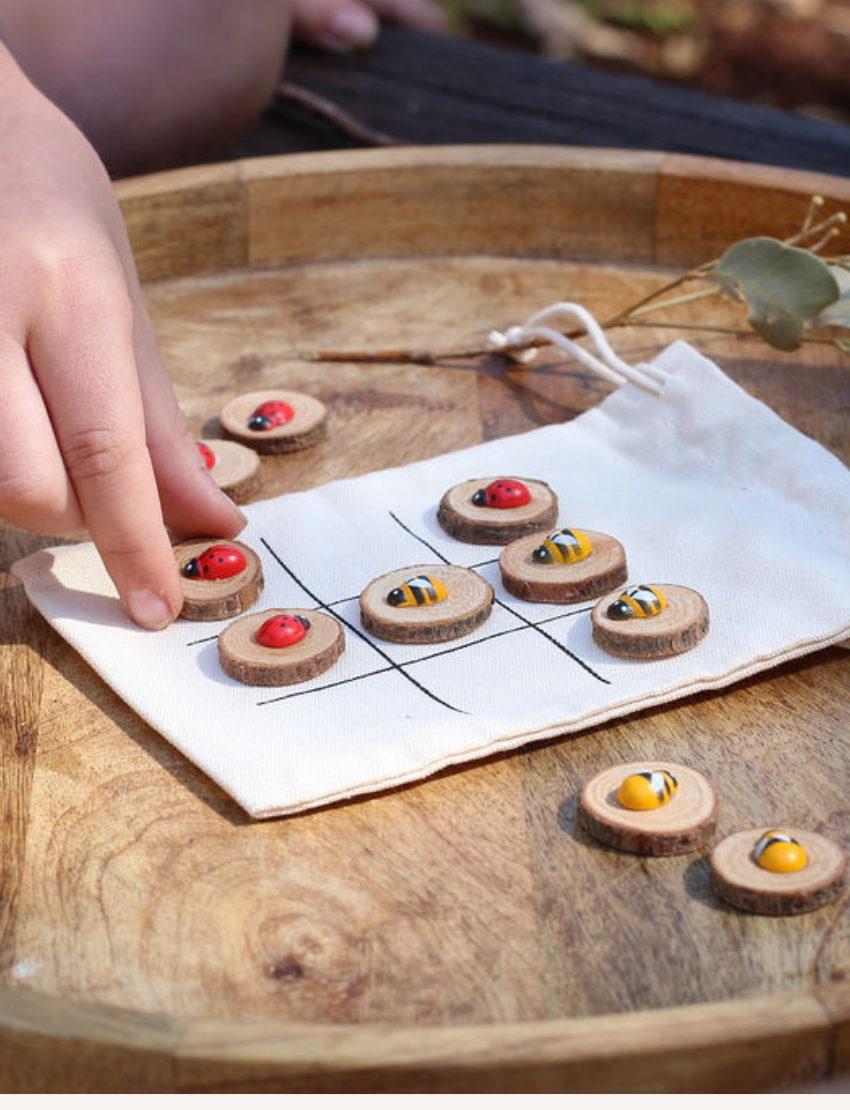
0,42 -> 245,628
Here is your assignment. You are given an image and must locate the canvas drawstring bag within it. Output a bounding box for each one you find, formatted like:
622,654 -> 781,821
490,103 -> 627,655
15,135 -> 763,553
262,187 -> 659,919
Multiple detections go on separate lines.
13,305 -> 850,818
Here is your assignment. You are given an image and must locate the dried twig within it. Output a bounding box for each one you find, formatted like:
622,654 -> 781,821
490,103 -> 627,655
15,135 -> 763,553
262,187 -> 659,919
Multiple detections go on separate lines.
297,196 -> 848,366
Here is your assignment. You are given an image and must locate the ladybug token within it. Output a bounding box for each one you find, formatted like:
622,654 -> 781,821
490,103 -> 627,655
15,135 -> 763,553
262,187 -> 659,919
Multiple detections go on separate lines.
256,614 -> 310,649
182,544 -> 247,581
174,538 -> 263,621
247,399 -> 295,431
197,441 -> 216,469
220,390 -> 327,455
472,479 -> 532,509
219,609 -> 345,686
438,477 -> 558,544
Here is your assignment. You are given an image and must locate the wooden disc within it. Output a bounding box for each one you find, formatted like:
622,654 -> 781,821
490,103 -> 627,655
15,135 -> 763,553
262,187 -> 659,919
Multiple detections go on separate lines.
591,583 -> 709,659
579,760 -> 718,856
218,609 -> 345,686
437,477 -> 558,544
500,528 -> 627,604
710,828 -> 846,916
360,564 -> 494,644
174,538 -> 264,621
219,390 -> 327,454
198,438 -> 261,502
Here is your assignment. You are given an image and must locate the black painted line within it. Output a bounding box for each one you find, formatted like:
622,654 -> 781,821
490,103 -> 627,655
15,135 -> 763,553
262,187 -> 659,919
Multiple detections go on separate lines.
259,536 -> 465,714
493,597 -> 610,684
386,512 -> 610,685
257,618 -> 587,705
388,510 -> 451,564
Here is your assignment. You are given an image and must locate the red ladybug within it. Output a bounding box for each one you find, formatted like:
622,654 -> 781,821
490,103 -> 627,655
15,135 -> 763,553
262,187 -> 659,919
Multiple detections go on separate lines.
256,613 -> 310,648
197,441 -> 216,469
248,399 -> 294,431
472,479 -> 532,509
182,544 -> 247,580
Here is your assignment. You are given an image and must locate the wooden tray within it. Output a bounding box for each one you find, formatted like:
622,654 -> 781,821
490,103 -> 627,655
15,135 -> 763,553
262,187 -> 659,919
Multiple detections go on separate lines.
2,147 -> 849,1093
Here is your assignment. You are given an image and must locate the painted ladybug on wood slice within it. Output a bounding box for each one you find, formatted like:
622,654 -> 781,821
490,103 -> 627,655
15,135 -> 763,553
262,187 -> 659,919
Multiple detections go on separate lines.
247,399 -> 295,431
197,441 -> 216,469
471,479 -> 532,510
256,614 -> 311,649
182,544 -> 247,581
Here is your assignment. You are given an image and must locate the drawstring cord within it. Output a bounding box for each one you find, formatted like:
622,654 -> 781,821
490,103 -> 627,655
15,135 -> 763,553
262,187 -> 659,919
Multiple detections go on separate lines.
488,302 -> 667,396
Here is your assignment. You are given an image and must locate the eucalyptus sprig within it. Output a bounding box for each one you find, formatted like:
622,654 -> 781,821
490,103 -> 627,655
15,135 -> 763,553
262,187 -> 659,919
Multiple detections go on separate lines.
298,195 -> 850,366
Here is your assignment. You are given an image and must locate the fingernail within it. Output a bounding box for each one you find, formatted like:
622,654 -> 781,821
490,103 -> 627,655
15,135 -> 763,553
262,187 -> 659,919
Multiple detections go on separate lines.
320,9 -> 379,52
126,588 -> 175,631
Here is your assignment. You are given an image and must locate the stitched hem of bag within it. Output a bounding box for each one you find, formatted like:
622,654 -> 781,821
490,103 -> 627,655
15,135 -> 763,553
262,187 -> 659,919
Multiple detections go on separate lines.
243,624 -> 850,819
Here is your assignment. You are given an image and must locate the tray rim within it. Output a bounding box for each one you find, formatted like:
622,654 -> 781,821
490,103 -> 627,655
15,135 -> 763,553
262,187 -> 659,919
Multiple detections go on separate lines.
6,146 -> 850,1092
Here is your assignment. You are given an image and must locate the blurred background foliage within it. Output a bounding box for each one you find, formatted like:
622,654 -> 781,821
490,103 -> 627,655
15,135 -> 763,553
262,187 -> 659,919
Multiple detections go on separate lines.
432,0 -> 850,123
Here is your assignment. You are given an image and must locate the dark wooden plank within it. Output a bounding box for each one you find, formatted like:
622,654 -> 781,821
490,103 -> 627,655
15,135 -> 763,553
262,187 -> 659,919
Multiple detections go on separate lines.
233,28 -> 850,176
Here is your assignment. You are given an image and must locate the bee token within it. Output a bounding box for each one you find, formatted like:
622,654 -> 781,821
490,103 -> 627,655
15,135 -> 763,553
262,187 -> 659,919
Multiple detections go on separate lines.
437,477 -> 558,545
499,527 -> 627,604
196,438 -> 261,503
579,761 -> 718,856
360,564 -> 494,644
591,583 -> 709,659
710,827 -> 846,916
219,608 -> 345,686
174,538 -> 264,621
219,390 -> 327,455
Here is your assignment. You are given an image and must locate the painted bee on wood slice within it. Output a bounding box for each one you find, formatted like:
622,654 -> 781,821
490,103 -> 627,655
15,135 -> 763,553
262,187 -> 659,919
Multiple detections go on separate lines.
532,528 -> 592,565
386,575 -> 448,608
754,830 -> 808,873
607,584 -> 667,621
617,769 -> 679,811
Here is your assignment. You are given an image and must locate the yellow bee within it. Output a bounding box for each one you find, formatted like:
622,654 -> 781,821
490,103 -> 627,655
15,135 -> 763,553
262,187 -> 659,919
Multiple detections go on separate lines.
754,830 -> 808,873
617,769 -> 679,811
532,528 -> 593,565
386,575 -> 448,608
607,584 -> 667,621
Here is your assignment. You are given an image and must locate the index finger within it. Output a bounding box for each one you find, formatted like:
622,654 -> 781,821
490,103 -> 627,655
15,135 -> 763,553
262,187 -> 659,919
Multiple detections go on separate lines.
30,253 -> 183,629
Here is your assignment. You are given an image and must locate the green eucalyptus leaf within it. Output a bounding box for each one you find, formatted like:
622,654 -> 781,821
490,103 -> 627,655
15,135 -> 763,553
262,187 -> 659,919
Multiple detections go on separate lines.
712,236 -> 840,351
812,265 -> 850,330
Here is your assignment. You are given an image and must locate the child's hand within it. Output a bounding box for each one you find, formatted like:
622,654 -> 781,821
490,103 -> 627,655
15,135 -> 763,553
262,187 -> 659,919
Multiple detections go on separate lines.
292,0 -> 447,52
0,48 -> 245,628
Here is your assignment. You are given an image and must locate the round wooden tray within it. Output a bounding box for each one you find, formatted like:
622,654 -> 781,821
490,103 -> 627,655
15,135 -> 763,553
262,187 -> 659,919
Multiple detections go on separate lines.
2,147 -> 849,1093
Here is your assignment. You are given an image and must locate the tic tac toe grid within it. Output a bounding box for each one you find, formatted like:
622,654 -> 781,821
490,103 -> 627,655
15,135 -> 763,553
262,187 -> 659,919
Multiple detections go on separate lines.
15,342 -> 850,818
184,510 -> 611,718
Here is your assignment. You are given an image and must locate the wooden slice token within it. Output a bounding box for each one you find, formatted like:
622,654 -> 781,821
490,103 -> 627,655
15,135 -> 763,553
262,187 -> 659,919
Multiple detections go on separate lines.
198,438 -> 261,502
219,389 -> 327,454
579,760 -> 718,856
218,609 -> 345,687
500,528 -> 627,604
174,538 -> 264,621
591,583 -> 709,659
710,827 -> 846,916
360,563 -> 494,644
437,477 -> 558,544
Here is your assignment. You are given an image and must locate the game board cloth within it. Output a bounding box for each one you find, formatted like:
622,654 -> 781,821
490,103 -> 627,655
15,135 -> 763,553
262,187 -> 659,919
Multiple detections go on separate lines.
13,339 -> 850,818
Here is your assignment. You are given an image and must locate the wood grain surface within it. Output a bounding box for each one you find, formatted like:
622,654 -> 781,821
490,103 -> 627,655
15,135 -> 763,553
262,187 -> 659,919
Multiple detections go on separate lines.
2,147 -> 850,1092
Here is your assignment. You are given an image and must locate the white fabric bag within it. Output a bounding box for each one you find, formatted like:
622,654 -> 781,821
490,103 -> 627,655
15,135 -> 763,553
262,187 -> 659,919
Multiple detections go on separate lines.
13,307 -> 850,818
